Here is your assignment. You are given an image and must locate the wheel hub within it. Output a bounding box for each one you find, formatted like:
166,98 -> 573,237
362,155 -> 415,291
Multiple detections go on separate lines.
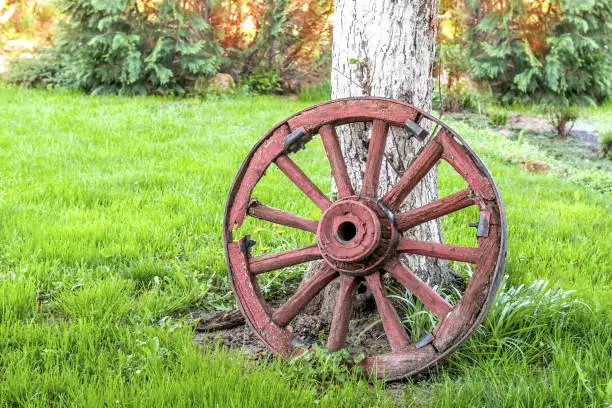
317,196 -> 398,276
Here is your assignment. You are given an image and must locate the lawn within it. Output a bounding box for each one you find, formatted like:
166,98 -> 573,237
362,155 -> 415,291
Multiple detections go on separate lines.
0,85 -> 610,407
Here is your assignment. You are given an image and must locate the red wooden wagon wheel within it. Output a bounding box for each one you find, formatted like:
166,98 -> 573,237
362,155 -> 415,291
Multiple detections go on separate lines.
223,97 -> 507,380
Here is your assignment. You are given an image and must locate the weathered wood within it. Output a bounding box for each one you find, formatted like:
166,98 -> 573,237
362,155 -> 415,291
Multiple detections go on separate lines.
361,120 -> 389,197
381,139 -> 444,212
327,275 -> 358,352
227,126 -> 289,229
395,189 -> 474,232
275,155 -> 332,210
433,219 -> 502,352
249,244 -> 321,275
226,241 -> 294,354
366,272 -> 411,352
437,131 -> 495,200
272,266 -> 338,327
319,124 -> 355,198
247,199 -> 318,233
397,239 -> 481,264
386,258 -> 453,320
358,345 -> 437,381
287,99 -> 416,132
223,98 -> 507,381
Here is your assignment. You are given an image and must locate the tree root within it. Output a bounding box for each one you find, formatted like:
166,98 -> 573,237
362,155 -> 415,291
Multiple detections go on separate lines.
195,309 -> 244,332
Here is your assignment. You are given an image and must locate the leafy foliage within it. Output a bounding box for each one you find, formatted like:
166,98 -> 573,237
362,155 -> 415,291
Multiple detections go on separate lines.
283,344 -> 366,388
4,0 -> 333,94
243,68 -> 282,94
434,79 -> 481,113
435,6 -> 479,113
3,48 -> 61,88
212,0 -> 333,90
466,0 -> 612,106
546,105 -> 578,138
490,111 -> 509,126
11,0 -> 222,95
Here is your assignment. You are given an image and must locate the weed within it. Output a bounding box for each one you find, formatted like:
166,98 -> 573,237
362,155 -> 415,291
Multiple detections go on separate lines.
243,69 -> 283,95
490,111 -> 509,126
547,106 -> 579,139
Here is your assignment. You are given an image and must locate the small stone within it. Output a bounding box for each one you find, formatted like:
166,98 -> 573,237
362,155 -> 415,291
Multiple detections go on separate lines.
195,73 -> 235,94
522,159 -> 551,173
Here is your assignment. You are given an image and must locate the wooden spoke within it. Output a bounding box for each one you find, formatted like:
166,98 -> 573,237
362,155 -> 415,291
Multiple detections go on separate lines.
437,130 -> 495,200
249,244 -> 321,275
381,139 -> 443,211
327,275 -> 358,352
395,189 -> 474,232
365,272 -> 411,352
272,266 -> 338,327
275,155 -> 332,211
319,124 -> 355,198
361,120 -> 389,197
248,199 -> 318,233
397,239 -> 481,264
385,258 -> 452,320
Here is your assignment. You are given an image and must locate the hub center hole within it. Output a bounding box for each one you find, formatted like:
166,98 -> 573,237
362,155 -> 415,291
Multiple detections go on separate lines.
336,221 -> 358,243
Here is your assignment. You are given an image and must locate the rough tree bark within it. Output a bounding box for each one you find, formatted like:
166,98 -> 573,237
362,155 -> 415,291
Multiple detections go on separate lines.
199,0 -> 456,332
307,0 -> 456,320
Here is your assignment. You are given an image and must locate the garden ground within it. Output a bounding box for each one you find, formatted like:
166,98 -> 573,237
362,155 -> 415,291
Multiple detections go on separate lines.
0,85 -> 610,407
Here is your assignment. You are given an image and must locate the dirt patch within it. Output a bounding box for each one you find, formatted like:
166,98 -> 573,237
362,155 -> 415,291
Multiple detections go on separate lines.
194,305 -> 394,359
194,323 -> 269,356
194,312 -> 326,357
508,115 -> 552,134
570,122 -> 600,151
509,114 -> 601,151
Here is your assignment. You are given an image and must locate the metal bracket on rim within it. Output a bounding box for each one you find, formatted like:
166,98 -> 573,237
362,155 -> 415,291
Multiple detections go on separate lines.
404,115 -> 429,141
469,212 -> 491,237
284,127 -> 312,154
239,234 -> 257,256
415,331 -> 434,349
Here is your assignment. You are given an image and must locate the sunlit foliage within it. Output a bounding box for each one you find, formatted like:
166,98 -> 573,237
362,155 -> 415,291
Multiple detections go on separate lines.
466,0 -> 611,105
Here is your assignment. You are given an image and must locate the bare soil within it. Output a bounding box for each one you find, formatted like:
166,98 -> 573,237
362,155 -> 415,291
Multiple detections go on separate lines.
194,306 -> 393,358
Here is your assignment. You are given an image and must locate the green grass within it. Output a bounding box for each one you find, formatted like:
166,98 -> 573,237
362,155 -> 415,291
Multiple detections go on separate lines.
0,85 -> 610,406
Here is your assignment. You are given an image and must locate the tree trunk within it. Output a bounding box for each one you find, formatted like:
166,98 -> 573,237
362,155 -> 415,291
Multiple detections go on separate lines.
306,0 -> 456,320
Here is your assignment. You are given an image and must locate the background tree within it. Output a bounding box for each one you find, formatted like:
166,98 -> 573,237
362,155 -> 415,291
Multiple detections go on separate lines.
306,0 -> 456,319
332,0 -> 452,282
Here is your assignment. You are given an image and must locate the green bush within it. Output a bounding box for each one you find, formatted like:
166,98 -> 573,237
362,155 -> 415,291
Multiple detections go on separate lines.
433,80 -> 481,113
601,131 -> 612,159
6,0 -> 222,95
2,48 -> 60,88
490,111 -> 509,126
467,0 -> 611,106
547,106 -> 579,138
434,44 -> 480,112
243,69 -> 283,95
